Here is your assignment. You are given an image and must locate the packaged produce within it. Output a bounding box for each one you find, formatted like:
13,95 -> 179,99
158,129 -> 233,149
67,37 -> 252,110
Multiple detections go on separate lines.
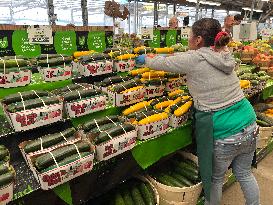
1,90 -> 63,132
81,116 -> 137,161
27,140 -> 95,190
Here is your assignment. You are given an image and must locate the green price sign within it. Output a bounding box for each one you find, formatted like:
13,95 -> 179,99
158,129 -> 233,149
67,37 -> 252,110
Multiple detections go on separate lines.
88,31 -> 106,52
12,30 -> 41,57
54,31 -> 77,55
166,30 -> 177,47
149,30 -> 160,48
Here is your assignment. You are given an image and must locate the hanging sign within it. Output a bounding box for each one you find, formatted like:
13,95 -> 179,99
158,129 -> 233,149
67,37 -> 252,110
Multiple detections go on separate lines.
181,27 -> 190,39
27,25 -> 53,44
141,27 -> 154,40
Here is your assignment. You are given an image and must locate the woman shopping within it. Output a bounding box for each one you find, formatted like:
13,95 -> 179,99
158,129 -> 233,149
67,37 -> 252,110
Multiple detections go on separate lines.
137,18 -> 260,205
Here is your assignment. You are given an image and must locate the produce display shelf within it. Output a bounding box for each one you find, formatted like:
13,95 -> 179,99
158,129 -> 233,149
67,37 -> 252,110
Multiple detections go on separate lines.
1,113 -> 192,205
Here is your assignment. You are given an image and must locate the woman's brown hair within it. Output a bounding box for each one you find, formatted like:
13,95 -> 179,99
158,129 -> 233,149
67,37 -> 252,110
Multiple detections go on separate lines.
192,18 -> 231,48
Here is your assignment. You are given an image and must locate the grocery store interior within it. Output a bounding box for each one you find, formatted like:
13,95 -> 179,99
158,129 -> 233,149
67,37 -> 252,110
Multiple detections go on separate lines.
0,0 -> 273,205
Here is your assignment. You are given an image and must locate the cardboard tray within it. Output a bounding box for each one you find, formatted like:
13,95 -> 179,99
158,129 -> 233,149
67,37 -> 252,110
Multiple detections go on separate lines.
0,70 -> 31,88
94,128 -> 137,162
107,87 -> 146,107
169,112 -> 190,128
19,130 -> 83,167
137,117 -> 170,140
28,141 -> 95,190
113,59 -> 135,72
78,60 -> 113,77
64,94 -> 107,118
165,77 -> 186,92
2,101 -> 63,132
144,85 -> 165,99
40,65 -> 72,82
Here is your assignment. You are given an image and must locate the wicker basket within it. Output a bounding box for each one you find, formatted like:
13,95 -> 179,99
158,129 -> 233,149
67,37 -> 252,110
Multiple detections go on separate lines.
147,152 -> 202,205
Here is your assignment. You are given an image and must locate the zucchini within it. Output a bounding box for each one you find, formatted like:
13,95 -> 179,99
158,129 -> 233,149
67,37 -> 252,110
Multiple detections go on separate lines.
256,119 -> 270,127
101,76 -> 131,87
0,165 -> 10,175
37,54 -> 70,60
254,103 -> 273,112
7,97 -> 60,113
94,124 -> 135,144
38,57 -> 72,67
169,100 -> 188,114
165,73 -> 180,78
138,182 -> 155,205
171,160 -> 199,175
0,59 -> 29,68
54,84 -> 85,95
0,172 -> 14,188
88,122 -> 120,135
24,128 -> 76,153
135,110 -> 164,122
171,173 -> 193,187
41,152 -> 91,173
131,186 -> 145,205
142,78 -> 167,86
256,112 -> 273,126
135,48 -> 155,55
2,90 -> 49,105
34,141 -> 91,171
0,148 -> 9,161
121,189 -> 134,205
110,79 -> 142,93
150,96 -> 170,107
174,166 -> 199,183
81,116 -> 120,132
104,48 -> 124,54
0,67 -> 30,73
79,53 -> 111,62
114,192 -> 125,205
63,89 -> 102,102
156,174 -> 185,188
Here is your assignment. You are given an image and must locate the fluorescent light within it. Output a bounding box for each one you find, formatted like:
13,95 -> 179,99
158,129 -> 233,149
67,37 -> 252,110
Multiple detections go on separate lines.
199,1 -> 221,6
187,0 -> 197,3
254,9 -> 263,12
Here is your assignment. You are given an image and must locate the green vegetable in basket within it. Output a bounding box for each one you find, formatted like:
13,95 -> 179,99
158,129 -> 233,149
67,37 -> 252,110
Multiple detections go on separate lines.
81,116 -> 120,132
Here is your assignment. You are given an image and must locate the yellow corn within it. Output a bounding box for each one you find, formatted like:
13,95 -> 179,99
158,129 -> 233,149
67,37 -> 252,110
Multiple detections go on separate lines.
142,71 -> 166,79
154,47 -> 174,54
155,100 -> 174,110
121,86 -> 144,94
168,89 -> 184,97
122,101 -> 151,116
138,112 -> 169,125
116,54 -> 137,61
240,80 -> 251,89
129,68 -> 150,76
134,46 -> 146,54
174,101 -> 193,117
73,51 -> 95,58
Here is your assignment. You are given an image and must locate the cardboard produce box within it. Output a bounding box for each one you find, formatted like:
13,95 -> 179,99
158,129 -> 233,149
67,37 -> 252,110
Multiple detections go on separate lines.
165,77 -> 186,92
3,102 -> 63,132
169,112 -> 190,128
107,87 -> 146,107
137,117 -> 170,140
144,85 -> 165,99
64,94 -> 107,118
113,59 -> 135,72
0,70 -> 31,88
40,65 -> 72,82
78,60 -> 113,76
28,141 -> 95,190
95,127 -> 137,161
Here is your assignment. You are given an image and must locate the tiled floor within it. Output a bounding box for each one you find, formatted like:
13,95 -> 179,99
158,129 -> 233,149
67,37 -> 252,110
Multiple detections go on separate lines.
221,151 -> 273,205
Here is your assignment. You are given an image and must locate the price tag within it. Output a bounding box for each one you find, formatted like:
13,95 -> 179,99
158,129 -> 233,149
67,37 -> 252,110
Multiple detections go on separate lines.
27,25 -> 53,44
141,27 -> 154,40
